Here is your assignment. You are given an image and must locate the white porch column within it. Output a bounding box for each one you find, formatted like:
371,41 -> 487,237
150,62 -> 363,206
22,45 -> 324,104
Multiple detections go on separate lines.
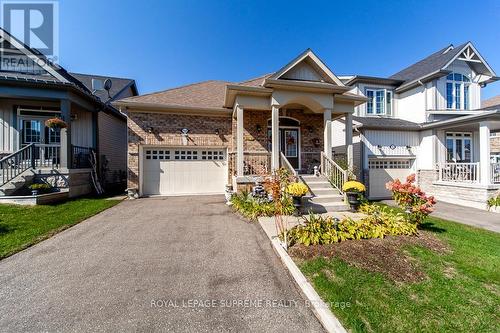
236,104 -> 244,176
271,104 -> 280,171
345,112 -> 354,171
323,108 -> 332,159
60,99 -> 72,169
479,121 -> 491,185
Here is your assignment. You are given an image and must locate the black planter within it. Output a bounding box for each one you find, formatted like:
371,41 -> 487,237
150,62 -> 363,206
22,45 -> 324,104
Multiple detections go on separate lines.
346,191 -> 361,212
292,196 -> 302,215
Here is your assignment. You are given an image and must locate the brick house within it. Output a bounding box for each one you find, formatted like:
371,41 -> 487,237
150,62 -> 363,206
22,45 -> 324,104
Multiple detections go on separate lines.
114,49 -> 365,198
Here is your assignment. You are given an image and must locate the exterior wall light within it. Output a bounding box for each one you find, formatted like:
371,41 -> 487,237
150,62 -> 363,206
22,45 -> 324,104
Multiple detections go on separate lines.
255,124 -> 262,132
146,126 -> 154,134
215,129 -> 220,135
307,126 -> 314,133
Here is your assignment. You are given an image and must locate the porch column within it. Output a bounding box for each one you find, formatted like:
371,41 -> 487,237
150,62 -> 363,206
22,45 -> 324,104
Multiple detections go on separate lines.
271,104 -> 280,171
345,112 -> 354,171
60,99 -> 72,169
479,121 -> 491,185
323,108 -> 332,159
235,104 -> 244,176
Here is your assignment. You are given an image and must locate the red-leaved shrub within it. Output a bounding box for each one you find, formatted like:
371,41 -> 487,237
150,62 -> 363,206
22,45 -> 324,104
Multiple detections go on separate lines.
386,174 -> 436,224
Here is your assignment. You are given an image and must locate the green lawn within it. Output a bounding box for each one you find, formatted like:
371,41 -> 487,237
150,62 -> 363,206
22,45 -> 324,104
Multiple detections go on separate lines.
298,216 -> 500,333
0,198 -> 121,259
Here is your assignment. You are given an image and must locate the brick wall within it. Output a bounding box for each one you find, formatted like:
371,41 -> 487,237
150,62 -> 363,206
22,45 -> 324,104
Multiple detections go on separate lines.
127,111 -> 232,189
491,136 -> 500,153
127,109 -> 325,191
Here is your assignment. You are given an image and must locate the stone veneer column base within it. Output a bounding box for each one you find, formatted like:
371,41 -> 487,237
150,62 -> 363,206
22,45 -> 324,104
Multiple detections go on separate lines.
417,169 -> 499,210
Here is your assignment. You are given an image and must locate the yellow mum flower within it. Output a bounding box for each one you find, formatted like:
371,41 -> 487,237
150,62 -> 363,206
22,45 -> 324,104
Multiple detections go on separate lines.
342,181 -> 366,192
286,182 -> 309,197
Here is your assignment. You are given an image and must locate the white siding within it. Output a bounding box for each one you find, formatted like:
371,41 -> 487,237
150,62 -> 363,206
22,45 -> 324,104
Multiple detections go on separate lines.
397,85 -> 427,123
281,61 -> 323,81
362,130 -> 420,170
417,130 -> 436,169
0,101 -> 14,153
71,107 -> 93,148
98,111 -> 126,187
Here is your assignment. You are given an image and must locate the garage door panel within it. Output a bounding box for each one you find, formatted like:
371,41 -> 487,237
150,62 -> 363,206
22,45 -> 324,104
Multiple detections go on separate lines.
368,159 -> 413,199
142,148 -> 227,196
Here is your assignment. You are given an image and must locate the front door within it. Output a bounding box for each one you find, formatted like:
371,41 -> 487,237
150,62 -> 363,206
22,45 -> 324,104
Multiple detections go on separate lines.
19,118 -> 61,165
280,128 -> 299,169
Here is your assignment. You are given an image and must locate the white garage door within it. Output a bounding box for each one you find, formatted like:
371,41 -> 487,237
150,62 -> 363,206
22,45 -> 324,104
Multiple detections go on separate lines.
368,159 -> 413,199
142,148 -> 227,196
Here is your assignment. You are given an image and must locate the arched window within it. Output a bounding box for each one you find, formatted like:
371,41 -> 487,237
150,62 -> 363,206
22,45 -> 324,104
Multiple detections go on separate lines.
446,72 -> 470,110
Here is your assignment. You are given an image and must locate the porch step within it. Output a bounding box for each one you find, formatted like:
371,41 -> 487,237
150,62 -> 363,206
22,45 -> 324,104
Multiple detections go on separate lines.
298,174 -> 348,213
0,169 -> 35,196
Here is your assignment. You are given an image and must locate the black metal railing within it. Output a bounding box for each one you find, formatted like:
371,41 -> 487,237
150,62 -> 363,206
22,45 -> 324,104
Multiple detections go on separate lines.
0,144 -> 34,186
72,145 -> 93,169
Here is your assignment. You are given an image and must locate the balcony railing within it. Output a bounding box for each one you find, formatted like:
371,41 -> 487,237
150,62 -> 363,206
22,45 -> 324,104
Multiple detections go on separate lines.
439,162 -> 479,183
72,145 -> 93,169
229,151 -> 271,176
492,163 -> 500,184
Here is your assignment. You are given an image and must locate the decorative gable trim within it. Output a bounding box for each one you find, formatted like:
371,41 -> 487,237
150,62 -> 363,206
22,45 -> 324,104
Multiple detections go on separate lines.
443,42 -> 497,77
269,49 -> 345,86
0,29 -> 68,83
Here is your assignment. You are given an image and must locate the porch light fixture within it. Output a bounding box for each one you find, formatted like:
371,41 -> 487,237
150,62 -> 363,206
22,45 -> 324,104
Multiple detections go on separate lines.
307,126 -> 314,134
215,128 -> 220,135
146,126 -> 154,134
255,124 -> 262,132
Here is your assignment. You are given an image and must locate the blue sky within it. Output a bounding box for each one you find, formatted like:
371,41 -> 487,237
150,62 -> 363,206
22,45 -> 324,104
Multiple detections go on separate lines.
59,0 -> 500,100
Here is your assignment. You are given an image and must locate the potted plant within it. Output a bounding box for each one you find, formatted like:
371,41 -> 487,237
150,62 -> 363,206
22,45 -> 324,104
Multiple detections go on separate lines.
342,181 -> 366,211
45,117 -> 68,129
28,183 -> 52,196
286,182 -> 309,212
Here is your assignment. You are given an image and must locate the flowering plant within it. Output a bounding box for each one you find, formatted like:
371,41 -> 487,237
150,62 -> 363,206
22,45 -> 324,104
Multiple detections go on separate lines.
286,182 -> 308,197
45,118 -> 68,129
342,181 -> 366,193
386,174 -> 436,224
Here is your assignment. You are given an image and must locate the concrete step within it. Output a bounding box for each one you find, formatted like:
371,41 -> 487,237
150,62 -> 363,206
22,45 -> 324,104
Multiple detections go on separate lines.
307,182 -> 333,190
308,195 -> 343,204
301,201 -> 350,214
0,169 -> 35,196
308,187 -> 339,196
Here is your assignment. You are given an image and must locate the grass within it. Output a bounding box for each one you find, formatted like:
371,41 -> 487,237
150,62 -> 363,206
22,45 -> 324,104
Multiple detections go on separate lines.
0,198 -> 121,259
298,215 -> 500,333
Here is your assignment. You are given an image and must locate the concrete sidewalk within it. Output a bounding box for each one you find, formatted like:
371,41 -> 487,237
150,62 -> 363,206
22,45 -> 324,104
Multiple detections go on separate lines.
383,200 -> 499,233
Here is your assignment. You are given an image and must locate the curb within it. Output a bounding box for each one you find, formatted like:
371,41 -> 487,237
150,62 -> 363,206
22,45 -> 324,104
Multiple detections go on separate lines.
259,219 -> 347,333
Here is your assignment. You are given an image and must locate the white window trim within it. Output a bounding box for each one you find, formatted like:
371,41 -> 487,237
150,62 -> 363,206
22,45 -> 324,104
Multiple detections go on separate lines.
445,132 -> 473,162
365,88 -> 393,116
446,73 -> 470,110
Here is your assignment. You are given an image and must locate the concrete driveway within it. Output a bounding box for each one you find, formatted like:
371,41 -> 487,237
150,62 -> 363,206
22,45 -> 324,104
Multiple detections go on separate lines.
0,196 -> 323,332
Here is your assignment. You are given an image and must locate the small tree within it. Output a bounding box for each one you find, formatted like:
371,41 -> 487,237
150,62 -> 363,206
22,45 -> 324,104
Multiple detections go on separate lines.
266,168 -> 293,248
386,174 -> 436,224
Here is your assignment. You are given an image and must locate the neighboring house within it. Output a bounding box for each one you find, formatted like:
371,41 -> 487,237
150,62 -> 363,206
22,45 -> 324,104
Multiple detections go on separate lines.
114,49 -> 365,204
0,28 -> 137,199
332,42 -> 499,209
482,95 -> 500,164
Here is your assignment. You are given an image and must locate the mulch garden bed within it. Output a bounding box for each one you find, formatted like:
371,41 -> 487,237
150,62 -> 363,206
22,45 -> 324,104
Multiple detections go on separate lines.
289,231 -> 450,283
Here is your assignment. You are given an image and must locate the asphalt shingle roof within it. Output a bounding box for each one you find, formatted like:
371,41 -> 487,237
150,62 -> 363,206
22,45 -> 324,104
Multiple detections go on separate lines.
69,73 -> 136,102
389,43 -> 468,84
482,95 -> 500,109
353,116 -> 421,130
119,80 -> 231,109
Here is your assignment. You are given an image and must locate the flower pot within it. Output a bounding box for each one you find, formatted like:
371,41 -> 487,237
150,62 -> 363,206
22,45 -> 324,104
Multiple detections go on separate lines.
346,191 -> 361,211
292,196 -> 302,215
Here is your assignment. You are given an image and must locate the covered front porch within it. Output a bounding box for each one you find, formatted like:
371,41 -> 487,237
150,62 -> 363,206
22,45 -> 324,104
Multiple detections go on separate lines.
0,84 -> 100,197
418,111 -> 500,209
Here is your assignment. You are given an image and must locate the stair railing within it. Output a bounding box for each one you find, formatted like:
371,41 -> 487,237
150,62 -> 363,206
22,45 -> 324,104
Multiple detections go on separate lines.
320,151 -> 348,194
279,152 -> 298,181
0,143 -> 34,186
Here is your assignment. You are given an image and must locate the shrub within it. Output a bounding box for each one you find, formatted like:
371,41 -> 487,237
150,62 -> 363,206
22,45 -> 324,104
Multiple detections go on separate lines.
342,180 -> 366,193
286,204 -> 417,247
386,174 -> 436,224
230,191 -> 294,220
28,183 -> 52,193
286,182 -> 308,197
487,195 -> 500,209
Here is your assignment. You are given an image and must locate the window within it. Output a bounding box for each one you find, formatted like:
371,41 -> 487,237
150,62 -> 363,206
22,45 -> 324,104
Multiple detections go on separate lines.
365,89 -> 392,115
446,132 -> 472,162
368,159 -> 411,169
446,73 -> 471,110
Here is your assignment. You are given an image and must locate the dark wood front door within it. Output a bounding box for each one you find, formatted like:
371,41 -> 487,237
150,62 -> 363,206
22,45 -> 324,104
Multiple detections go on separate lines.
280,128 -> 299,169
